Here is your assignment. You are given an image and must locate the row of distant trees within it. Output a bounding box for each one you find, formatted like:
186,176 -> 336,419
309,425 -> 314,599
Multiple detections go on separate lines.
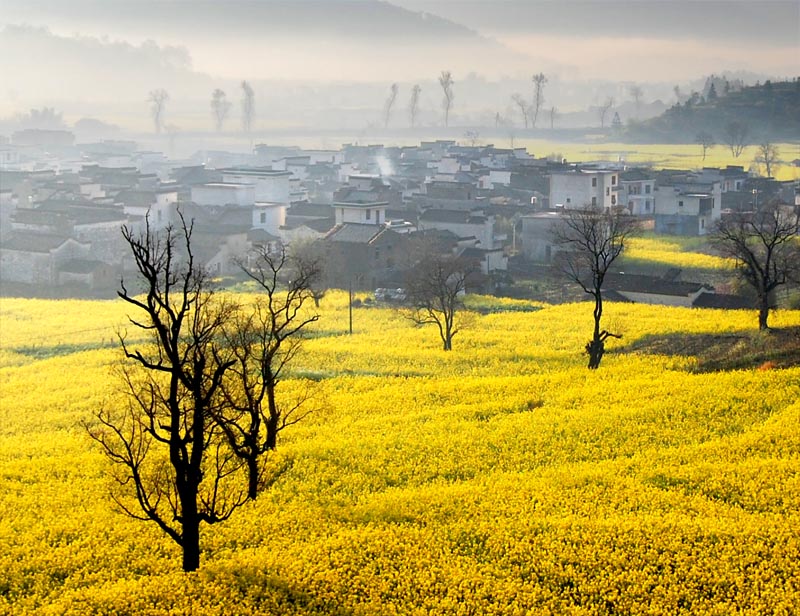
147,81 -> 255,135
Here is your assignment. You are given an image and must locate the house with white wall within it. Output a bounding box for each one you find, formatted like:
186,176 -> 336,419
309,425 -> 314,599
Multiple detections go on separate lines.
655,181 -> 721,236
619,169 -> 656,216
549,169 -> 619,209
220,168 -> 292,203
191,182 -> 255,207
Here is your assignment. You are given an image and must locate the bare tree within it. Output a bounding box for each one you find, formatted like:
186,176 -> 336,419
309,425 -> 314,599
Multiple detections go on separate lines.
241,80 -> 255,136
598,97 -> 615,129
712,204 -> 800,329
210,89 -> 231,132
553,207 -> 638,369
408,84 -> 421,128
531,72 -> 547,128
695,131 -> 715,162
405,251 -> 475,351
148,89 -> 169,134
723,121 -> 749,158
87,212 -> 246,572
438,70 -> 454,128
755,141 -> 780,177
217,243 -> 322,499
510,93 -> 529,129
549,106 -> 558,129
383,83 -> 399,129
463,129 -> 481,147
628,84 -> 644,118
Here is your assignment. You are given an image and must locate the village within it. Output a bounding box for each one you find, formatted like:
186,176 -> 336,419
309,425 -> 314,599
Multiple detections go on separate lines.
1,130 -> 798,309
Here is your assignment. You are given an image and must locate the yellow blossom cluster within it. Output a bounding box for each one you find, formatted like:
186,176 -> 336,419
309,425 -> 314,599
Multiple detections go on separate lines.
622,236 -> 735,271
1,294 -> 799,615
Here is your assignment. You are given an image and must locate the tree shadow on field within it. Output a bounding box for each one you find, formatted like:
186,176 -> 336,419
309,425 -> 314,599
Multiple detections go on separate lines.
621,326 -> 800,372
203,566 -> 355,615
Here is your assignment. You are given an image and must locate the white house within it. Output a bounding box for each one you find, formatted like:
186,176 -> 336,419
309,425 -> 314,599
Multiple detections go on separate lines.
333,200 -> 388,226
550,169 -> 619,209
252,202 -> 287,236
619,170 -> 656,216
220,168 -> 292,204
655,181 -> 721,236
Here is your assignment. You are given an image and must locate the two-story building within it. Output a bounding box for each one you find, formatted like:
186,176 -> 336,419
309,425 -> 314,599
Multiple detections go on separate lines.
549,169 -> 619,209
655,180 -> 721,236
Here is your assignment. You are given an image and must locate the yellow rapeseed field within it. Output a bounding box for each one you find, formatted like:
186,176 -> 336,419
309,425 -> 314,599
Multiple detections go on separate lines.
1,292 -> 799,615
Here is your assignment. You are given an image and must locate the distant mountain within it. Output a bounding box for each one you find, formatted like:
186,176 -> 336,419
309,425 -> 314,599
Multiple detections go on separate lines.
0,0 -> 538,82
626,80 -> 800,143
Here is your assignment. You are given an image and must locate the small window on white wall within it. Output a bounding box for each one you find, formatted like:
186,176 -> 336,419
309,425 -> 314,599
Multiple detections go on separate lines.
366,209 -> 371,220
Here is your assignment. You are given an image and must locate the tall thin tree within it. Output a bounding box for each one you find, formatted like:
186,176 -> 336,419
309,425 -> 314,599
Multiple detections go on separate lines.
531,73 -> 547,128
409,84 -> 421,128
210,89 -> 231,132
439,70 -> 454,128
241,80 -> 255,138
148,89 -> 169,134
383,83 -> 399,129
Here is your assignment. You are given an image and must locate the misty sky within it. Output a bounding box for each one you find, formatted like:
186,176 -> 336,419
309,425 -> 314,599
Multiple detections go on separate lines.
0,0 -> 797,129
2,0 -> 797,83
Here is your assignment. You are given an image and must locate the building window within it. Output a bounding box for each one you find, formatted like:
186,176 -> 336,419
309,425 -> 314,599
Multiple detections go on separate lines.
611,175 -> 617,186
701,218 -> 705,229
678,200 -> 684,207
566,197 -> 571,204
611,195 -> 617,205
592,196 -> 597,206
366,209 -> 371,220
606,188 -> 610,196
592,177 -> 597,187
645,184 -> 651,194
260,212 -> 266,223
645,200 -> 651,211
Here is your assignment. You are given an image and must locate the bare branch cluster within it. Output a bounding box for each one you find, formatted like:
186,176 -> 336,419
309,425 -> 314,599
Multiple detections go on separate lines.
87,214 -> 321,571
553,206 -> 638,368
712,204 -> 800,329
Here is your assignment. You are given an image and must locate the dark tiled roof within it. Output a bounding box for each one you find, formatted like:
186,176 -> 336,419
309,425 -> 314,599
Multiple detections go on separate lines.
692,293 -> 752,309
324,223 -> 387,244
606,273 -> 711,297
2,232 -> 74,253
419,209 -> 486,224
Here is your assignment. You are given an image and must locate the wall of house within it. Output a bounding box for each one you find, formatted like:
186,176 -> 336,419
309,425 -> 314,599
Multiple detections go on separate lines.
334,206 -> 386,226
654,214 -> 705,236
192,184 -> 254,207
519,214 -> 560,262
550,172 -> 616,209
222,172 -> 291,204
253,203 -> 286,235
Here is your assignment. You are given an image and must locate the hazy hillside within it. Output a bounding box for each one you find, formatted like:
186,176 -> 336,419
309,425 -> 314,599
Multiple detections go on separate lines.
627,80 -> 800,143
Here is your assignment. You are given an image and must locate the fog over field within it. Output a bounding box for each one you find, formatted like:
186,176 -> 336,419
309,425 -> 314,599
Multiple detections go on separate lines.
0,0 -> 797,133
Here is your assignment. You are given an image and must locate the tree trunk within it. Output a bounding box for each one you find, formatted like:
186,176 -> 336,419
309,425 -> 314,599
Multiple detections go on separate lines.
181,504 -> 201,572
587,292 -> 604,369
247,456 -> 259,500
758,295 -> 770,330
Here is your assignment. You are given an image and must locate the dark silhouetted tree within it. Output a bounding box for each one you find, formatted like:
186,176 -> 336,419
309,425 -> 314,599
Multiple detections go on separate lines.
553,206 -> 638,369
406,251 -> 475,351
598,97 -> 615,129
87,212 -> 246,572
712,204 -> 800,330
217,243 -> 322,499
